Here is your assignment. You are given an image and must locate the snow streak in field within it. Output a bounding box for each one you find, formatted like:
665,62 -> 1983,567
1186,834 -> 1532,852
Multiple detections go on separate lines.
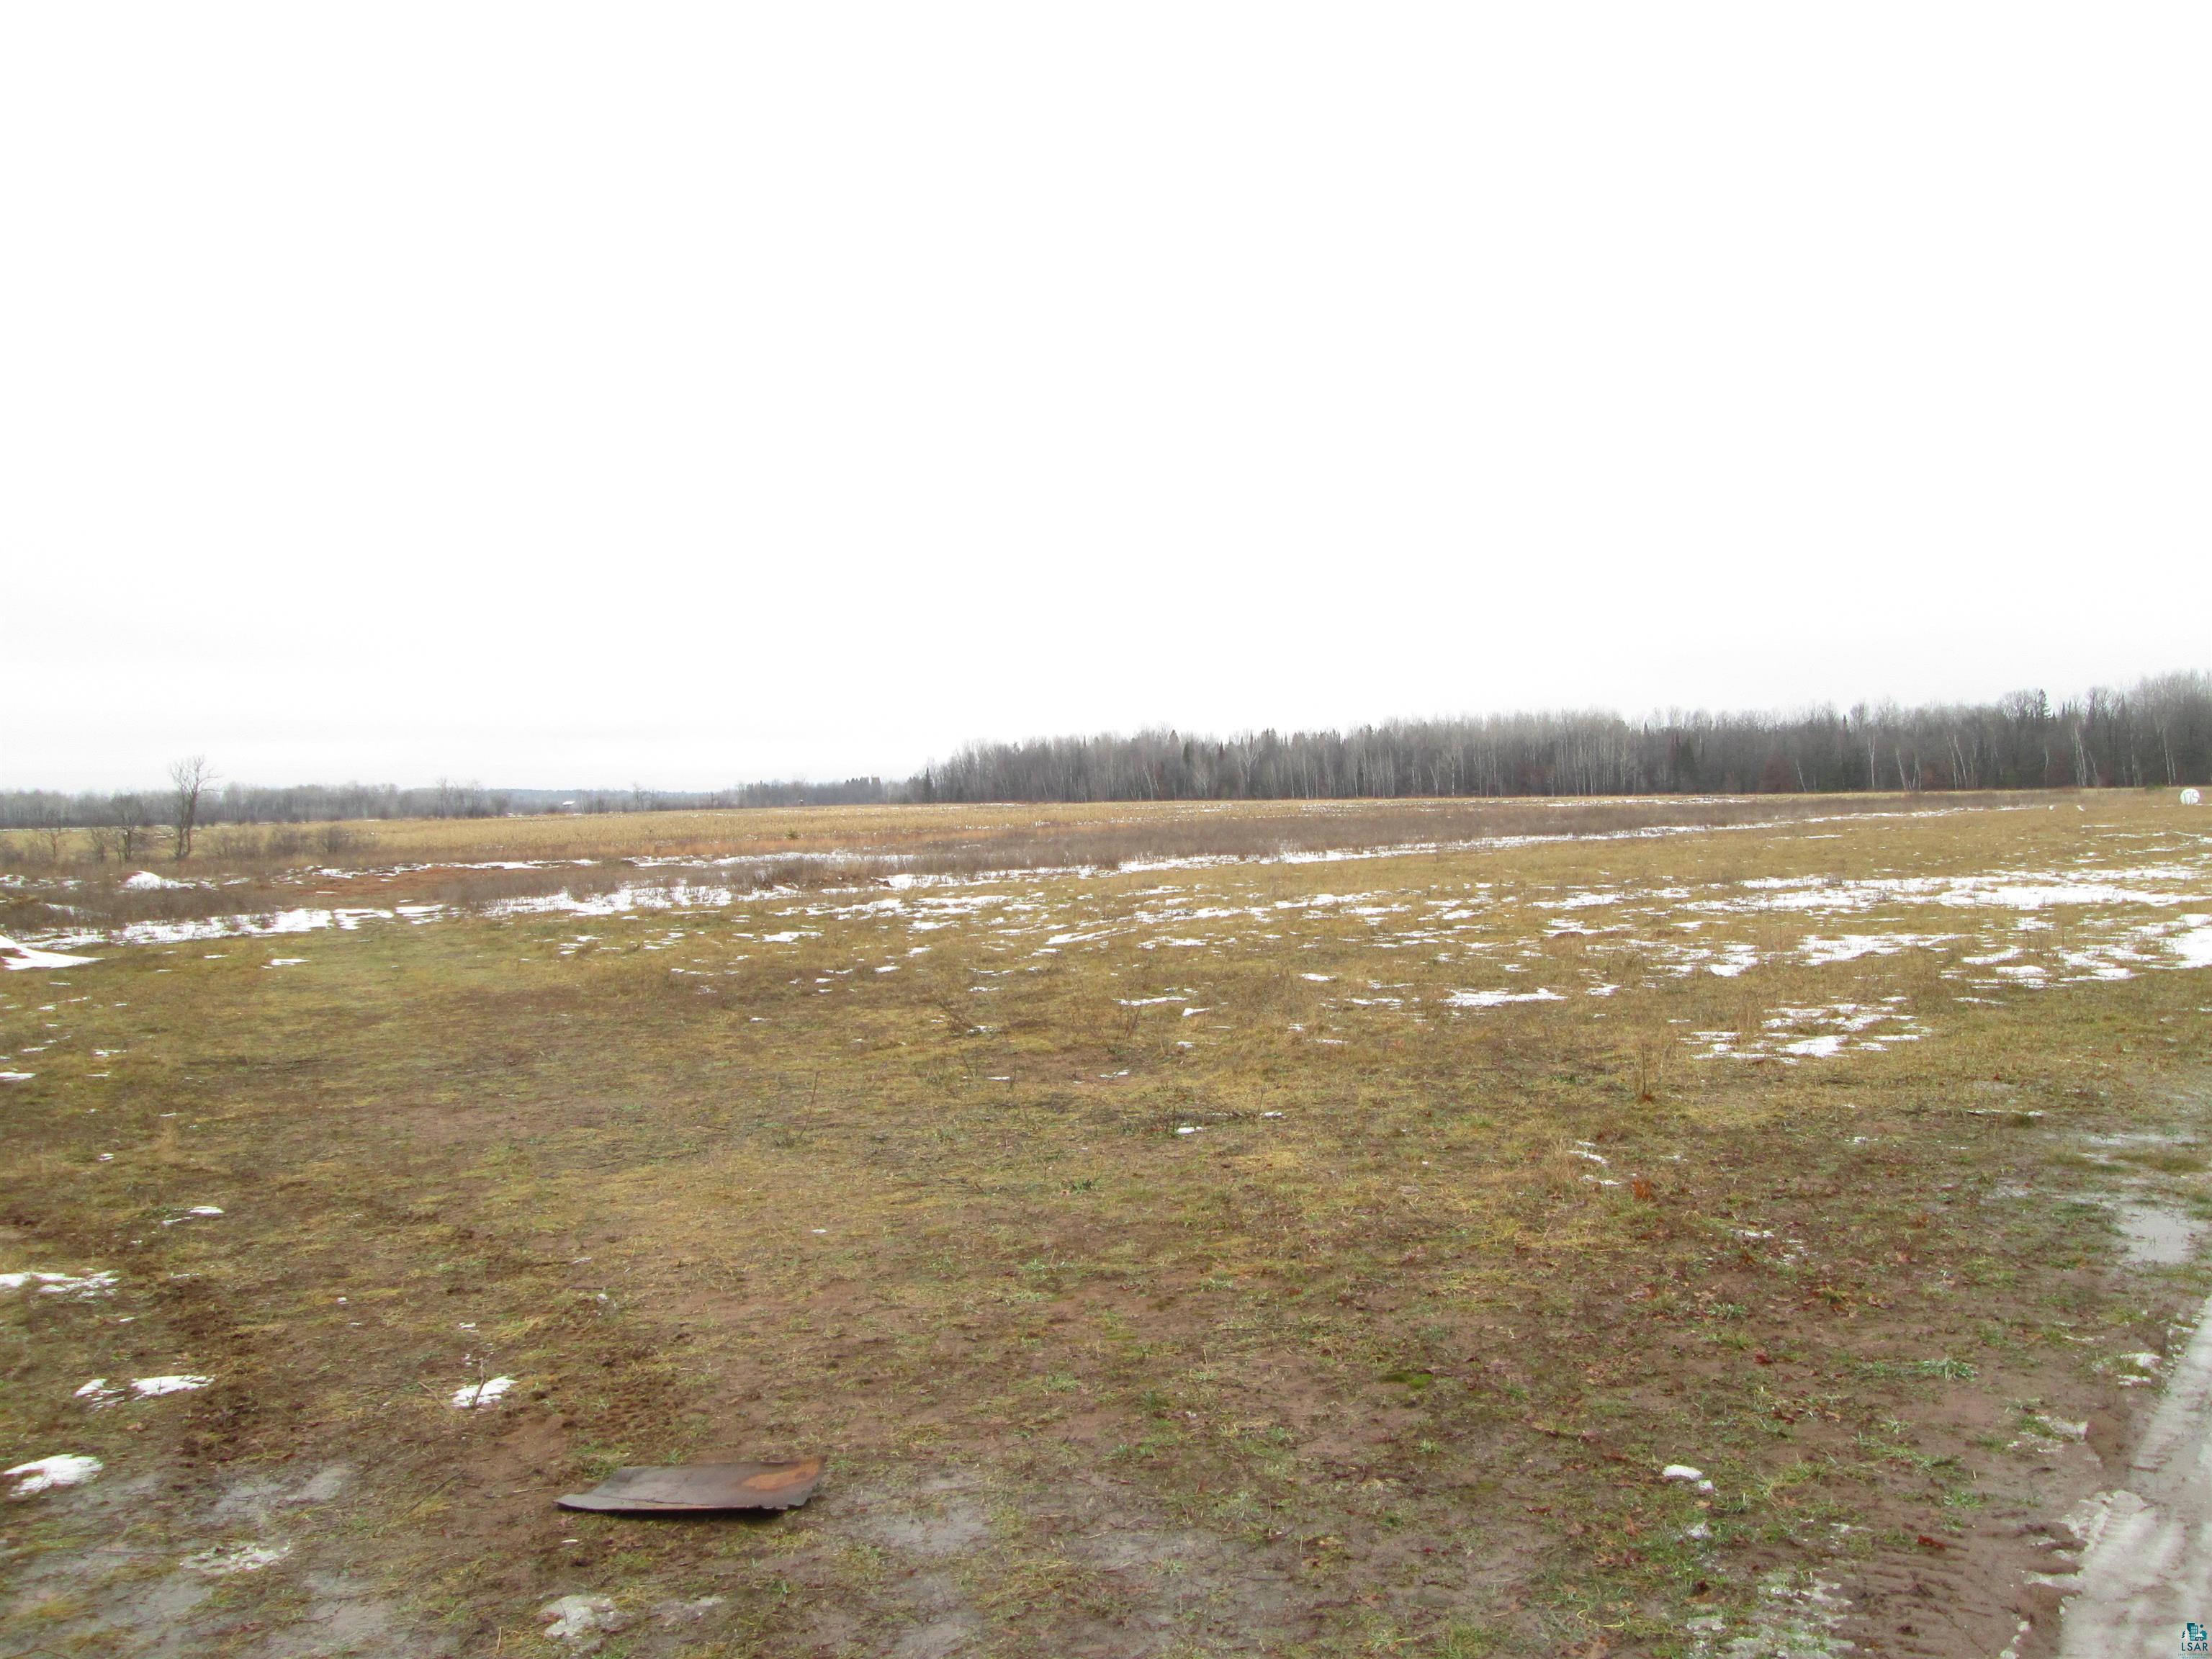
17,817 -> 2211,1074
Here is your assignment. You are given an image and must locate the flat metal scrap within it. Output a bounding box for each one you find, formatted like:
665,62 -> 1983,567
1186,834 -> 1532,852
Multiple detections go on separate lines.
557,1457 -> 825,1514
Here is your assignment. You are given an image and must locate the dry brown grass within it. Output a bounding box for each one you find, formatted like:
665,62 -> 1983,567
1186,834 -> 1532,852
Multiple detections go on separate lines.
6,788 -> 2046,943
6,787 -> 2048,874
1,791 -> 2206,1657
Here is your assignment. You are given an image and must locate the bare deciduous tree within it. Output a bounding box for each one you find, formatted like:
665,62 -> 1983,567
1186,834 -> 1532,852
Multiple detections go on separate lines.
169,756 -> 215,862
31,802 -> 67,864
112,793 -> 151,864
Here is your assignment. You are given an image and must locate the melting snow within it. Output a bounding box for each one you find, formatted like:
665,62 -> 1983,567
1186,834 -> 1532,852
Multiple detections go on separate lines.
1782,1033 -> 1846,1059
1696,1003 -> 1924,1064
75,1374 -> 211,1408
542,1595 -> 626,1642
1801,932 -> 1953,966
1687,1570 -> 1852,1658
0,1269 -> 117,1299
5,1455 -> 102,1496
131,1374 -> 212,1398
183,1541 -> 292,1574
0,935 -> 98,971
451,1375 -> 516,1409
1447,987 -> 1563,1008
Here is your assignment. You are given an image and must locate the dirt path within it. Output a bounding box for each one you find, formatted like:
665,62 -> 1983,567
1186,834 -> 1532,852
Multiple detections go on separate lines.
2054,1283 -> 2212,1656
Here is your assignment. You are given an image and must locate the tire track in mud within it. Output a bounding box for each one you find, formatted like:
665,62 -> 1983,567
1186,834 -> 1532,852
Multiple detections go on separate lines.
1848,1552 -> 2004,1657
2050,1281 -> 2212,1656
1760,1087 -> 2212,1659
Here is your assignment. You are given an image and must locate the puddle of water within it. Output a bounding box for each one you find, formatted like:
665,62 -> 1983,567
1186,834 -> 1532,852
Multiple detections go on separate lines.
2080,1130 -> 2198,1151
2110,1203 -> 2205,1267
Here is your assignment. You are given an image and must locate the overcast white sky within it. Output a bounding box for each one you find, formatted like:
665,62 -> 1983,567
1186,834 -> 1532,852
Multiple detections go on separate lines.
6,6 -> 2206,792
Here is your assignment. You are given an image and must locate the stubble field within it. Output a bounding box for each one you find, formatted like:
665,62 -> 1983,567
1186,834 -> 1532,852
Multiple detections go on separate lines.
3,792 -> 2209,1658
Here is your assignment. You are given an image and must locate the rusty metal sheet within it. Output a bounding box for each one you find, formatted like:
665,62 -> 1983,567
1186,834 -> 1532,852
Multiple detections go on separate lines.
557,1457 -> 824,1514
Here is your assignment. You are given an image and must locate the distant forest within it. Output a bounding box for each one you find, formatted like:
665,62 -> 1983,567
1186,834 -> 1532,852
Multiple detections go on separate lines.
5,673 -> 2207,831
917,675 -> 2212,804
0,777 -> 897,832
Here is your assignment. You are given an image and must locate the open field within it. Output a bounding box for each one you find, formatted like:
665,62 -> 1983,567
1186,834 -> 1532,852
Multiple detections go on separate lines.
4,793 -> 2211,1657
0,795 -> 2048,951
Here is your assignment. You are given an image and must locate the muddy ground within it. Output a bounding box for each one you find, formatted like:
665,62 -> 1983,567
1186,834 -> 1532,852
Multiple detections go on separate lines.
4,793 -> 2210,1656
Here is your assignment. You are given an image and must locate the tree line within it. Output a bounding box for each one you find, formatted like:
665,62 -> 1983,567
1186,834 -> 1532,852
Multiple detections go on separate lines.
914,673 -> 2212,802
5,673 -> 2206,845
0,775 -> 896,838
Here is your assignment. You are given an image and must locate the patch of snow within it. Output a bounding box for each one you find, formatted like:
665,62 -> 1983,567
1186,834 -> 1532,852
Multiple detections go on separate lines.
542,1595 -> 628,1642
450,1375 -> 516,1409
1695,1002 -> 1925,1064
1802,931 -> 1952,966
0,934 -> 98,971
124,871 -> 190,890
1446,987 -> 1563,1008
5,1454 -> 102,1496
2172,919 -> 2212,970
0,1269 -> 117,1299
183,1541 -> 292,1574
131,1374 -> 212,1398
1686,1570 -> 1851,1658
